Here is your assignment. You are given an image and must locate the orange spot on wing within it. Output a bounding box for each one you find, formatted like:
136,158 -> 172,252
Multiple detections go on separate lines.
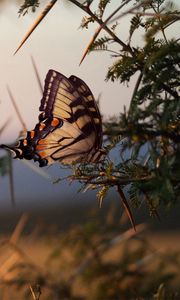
51,118 -> 60,127
38,139 -> 48,145
38,151 -> 47,158
36,145 -> 45,150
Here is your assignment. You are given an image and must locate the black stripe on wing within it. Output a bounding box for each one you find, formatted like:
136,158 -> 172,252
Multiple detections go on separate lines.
39,70 -> 101,140
69,75 -> 102,148
39,70 -> 102,147
39,70 -> 67,118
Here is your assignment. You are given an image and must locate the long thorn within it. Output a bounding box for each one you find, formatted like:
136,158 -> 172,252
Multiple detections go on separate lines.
14,0 -> 58,55
117,184 -> 136,231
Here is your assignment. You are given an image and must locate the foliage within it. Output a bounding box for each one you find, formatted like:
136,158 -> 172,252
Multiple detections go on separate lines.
74,0 -> 179,222
18,0 -> 40,16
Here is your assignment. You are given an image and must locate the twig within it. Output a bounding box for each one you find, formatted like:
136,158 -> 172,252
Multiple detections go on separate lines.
72,175 -> 154,185
108,0 -> 154,24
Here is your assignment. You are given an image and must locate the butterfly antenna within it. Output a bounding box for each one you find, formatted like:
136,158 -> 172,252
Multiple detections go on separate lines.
31,56 -> 43,93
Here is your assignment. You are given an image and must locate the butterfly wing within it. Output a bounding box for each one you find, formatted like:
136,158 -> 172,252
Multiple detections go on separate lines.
69,75 -> 102,149
3,70 -> 103,167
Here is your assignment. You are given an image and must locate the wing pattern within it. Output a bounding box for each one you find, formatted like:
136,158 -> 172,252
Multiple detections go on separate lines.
2,70 -> 104,167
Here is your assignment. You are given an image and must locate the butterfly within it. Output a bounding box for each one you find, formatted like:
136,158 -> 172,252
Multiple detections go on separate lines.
1,70 -> 105,167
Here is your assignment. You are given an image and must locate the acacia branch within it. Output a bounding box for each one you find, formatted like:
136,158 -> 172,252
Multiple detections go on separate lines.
104,128 -> 180,143
71,175 -> 153,185
79,0 -> 133,64
69,0 -> 134,56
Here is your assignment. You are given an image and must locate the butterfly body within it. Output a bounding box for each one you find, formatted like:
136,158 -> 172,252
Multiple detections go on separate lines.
1,70 -> 105,167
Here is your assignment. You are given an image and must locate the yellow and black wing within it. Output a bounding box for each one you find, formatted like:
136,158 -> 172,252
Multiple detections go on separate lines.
1,70 -> 104,167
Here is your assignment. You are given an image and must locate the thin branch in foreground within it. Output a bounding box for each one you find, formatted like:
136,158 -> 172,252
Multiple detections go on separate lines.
14,0 -> 58,55
108,0 -> 155,25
